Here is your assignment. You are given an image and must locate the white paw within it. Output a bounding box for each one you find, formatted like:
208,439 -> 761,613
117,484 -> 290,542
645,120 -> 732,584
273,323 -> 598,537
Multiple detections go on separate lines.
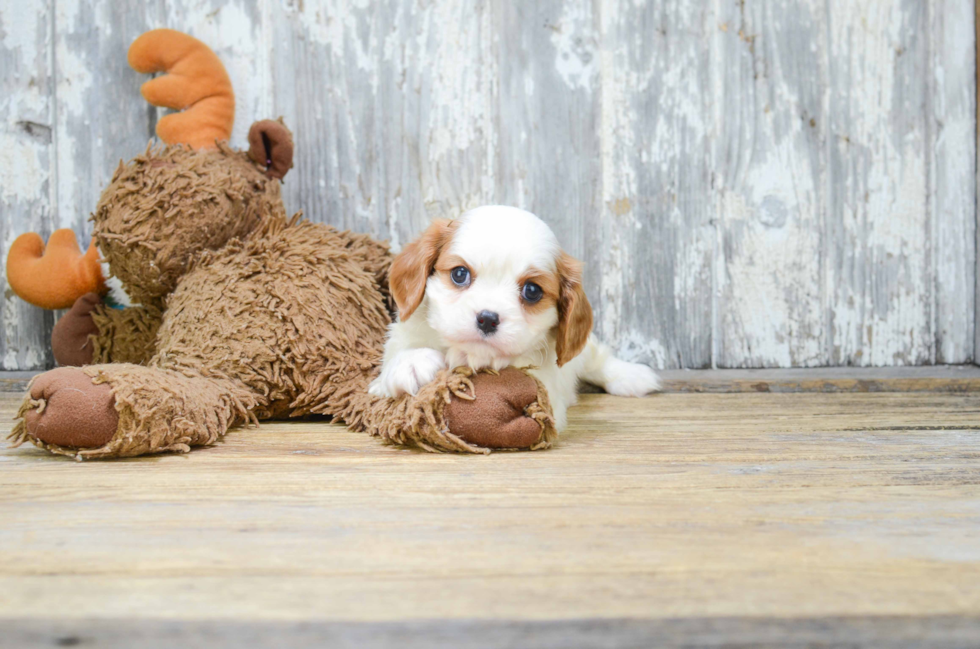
369,348 -> 446,398
604,360 -> 661,397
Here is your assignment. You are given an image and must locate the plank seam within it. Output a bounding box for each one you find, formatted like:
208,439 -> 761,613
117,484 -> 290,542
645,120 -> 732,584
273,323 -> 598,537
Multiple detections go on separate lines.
976,0 -> 980,366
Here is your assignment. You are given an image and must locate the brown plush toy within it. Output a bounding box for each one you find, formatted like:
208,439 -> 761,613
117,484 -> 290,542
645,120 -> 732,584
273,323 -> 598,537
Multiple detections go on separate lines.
5,29 -> 555,459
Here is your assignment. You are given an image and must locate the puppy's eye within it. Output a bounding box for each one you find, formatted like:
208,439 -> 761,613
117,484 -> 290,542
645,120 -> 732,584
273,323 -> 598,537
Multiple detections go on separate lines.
450,266 -> 471,287
521,281 -> 543,303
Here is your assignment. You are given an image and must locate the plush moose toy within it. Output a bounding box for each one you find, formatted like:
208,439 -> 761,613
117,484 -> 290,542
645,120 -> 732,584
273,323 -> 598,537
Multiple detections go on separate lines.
6,29 -> 555,459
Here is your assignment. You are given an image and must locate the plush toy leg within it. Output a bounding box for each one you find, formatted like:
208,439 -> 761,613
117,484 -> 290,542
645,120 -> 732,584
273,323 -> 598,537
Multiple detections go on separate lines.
51,293 -> 162,367
307,366 -> 557,454
9,364 -> 257,459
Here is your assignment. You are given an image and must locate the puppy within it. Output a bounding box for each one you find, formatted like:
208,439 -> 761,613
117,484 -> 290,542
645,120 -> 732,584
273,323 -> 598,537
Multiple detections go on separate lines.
369,205 -> 660,430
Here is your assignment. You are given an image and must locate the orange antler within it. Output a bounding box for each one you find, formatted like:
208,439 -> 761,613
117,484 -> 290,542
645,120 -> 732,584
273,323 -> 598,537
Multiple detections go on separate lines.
6,230 -> 107,310
128,29 -> 235,149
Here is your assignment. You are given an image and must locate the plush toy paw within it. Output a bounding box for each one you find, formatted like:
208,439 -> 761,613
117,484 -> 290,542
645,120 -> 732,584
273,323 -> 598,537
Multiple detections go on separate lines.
51,292 -> 102,366
445,368 -> 552,449
21,367 -> 118,449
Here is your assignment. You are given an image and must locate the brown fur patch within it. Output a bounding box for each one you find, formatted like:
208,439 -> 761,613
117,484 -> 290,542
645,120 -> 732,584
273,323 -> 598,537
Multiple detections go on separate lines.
89,302 -> 163,365
389,219 -> 457,320
518,267 -> 559,315
555,252 -> 593,366
94,142 -> 286,308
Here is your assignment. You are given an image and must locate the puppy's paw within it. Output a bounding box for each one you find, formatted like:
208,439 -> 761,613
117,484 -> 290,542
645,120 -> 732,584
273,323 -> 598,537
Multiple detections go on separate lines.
604,359 -> 661,397
369,348 -> 446,398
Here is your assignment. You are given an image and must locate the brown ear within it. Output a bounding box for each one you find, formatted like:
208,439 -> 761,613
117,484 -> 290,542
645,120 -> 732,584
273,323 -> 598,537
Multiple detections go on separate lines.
555,252 -> 593,366
248,119 -> 294,180
389,219 -> 454,321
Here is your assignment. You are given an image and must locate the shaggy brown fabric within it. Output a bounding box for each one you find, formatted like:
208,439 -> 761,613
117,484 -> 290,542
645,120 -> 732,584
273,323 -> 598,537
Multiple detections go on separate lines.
11,121 -> 558,459
51,293 -> 102,366
93,142 -> 285,309
16,368 -> 118,449
88,302 -> 163,365
153,215 -> 390,415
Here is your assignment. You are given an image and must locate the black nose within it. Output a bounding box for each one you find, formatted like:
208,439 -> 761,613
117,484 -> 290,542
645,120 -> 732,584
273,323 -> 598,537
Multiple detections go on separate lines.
476,310 -> 500,335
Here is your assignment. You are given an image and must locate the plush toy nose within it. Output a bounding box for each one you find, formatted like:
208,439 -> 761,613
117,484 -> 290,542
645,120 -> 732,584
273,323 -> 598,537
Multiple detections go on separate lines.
476,310 -> 500,335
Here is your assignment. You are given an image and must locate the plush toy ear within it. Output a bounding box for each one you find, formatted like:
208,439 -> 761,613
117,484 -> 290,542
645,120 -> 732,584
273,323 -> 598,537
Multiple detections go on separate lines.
555,252 -> 593,367
248,119 -> 294,180
389,220 -> 454,321
6,230 -> 107,310
128,29 -> 234,149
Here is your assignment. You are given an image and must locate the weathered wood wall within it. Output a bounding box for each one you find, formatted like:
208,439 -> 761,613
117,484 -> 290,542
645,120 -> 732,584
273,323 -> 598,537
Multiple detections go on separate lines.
0,0 -> 975,370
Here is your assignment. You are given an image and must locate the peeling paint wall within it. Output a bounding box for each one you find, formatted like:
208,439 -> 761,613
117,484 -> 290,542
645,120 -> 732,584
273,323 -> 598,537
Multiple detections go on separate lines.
0,0 -> 975,370
0,0 -> 55,369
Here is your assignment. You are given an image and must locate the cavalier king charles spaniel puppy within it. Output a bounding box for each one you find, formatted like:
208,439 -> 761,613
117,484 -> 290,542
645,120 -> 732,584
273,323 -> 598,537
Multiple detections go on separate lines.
369,205 -> 661,430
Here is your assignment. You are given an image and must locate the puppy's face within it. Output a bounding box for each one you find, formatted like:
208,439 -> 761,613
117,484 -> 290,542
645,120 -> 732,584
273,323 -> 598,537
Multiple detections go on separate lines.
389,206 -> 593,368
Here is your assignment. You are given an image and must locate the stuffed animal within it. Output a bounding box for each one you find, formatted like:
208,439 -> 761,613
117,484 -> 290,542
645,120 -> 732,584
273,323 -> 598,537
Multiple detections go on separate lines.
5,29 -> 555,459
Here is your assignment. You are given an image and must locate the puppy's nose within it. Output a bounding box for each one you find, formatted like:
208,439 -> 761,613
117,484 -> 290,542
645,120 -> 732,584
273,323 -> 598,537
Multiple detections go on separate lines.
476,310 -> 500,335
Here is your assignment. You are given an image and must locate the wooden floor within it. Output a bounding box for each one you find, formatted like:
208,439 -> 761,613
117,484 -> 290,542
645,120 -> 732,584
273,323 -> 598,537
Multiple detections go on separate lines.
2,386 -> 980,647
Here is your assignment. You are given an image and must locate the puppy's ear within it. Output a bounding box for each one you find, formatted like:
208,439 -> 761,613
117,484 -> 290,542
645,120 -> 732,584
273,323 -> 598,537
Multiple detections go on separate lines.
390,219 -> 454,321
555,252 -> 593,366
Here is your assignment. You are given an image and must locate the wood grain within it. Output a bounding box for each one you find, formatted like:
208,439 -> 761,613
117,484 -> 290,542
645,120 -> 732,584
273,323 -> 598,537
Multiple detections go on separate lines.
8,365 -> 980,394
827,1 -> 931,366
976,0 -> 980,368
655,364 -> 980,393
2,390 -> 980,633
495,0 -> 601,313
0,0 -> 56,370
715,0 -> 827,368
598,1 -> 714,369
270,0 -> 497,244
0,1 -> 976,370
932,0 -> 976,364
4,616 -> 980,648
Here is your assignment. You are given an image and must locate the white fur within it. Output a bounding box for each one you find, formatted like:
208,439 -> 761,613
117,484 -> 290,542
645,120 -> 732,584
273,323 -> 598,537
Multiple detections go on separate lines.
369,346 -> 446,398
369,206 -> 660,430
99,247 -> 133,307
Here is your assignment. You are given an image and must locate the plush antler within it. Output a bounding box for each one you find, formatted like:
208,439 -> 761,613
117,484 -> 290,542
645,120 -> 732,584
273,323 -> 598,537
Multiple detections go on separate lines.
6,230 -> 106,310
128,29 -> 234,149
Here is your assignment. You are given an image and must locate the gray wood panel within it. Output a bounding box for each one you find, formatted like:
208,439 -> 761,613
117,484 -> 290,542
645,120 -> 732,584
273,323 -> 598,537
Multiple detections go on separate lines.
0,0 -> 55,370
976,0 -> 980,370
715,0 -> 828,368
597,1 -> 715,368
270,0 -> 497,246
827,0 -> 933,367
932,0 -> 977,364
0,0 -> 975,370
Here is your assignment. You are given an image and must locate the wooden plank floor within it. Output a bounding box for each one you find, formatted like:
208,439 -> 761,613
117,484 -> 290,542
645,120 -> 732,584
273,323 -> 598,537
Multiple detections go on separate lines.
2,389 -> 980,646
